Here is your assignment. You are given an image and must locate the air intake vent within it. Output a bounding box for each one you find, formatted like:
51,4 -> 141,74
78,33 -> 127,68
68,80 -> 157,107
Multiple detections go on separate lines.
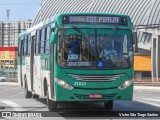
68,74 -> 124,82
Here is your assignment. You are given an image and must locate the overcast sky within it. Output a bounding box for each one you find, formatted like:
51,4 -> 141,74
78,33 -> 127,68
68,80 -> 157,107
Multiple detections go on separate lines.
0,0 -> 41,21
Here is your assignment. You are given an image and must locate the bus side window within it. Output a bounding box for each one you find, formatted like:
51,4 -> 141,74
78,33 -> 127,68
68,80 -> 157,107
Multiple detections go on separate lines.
44,26 -> 50,54
22,38 -> 25,56
44,27 -> 47,54
26,35 -> 28,56
35,33 -> 36,54
26,34 -> 31,56
23,36 -> 27,56
38,30 -> 41,54
18,38 -> 21,56
28,34 -> 31,55
35,31 -> 39,55
40,29 -> 45,54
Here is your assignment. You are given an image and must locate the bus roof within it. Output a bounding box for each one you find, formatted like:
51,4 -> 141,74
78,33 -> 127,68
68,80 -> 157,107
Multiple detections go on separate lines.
54,12 -> 130,18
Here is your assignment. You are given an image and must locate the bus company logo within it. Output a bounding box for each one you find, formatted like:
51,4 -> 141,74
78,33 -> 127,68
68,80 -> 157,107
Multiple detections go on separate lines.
2,112 -> 12,117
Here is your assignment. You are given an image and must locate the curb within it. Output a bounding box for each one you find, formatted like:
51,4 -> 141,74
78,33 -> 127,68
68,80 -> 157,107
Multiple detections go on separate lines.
0,82 -> 19,86
134,82 -> 160,87
134,86 -> 160,90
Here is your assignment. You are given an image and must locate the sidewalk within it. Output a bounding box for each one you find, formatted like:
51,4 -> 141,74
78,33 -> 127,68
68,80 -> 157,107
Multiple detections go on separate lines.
0,82 -> 19,86
134,86 -> 160,90
134,78 -> 160,86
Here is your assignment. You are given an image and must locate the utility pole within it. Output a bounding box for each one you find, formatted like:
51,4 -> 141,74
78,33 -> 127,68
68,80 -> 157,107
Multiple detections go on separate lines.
6,9 -> 10,21
6,9 -> 10,46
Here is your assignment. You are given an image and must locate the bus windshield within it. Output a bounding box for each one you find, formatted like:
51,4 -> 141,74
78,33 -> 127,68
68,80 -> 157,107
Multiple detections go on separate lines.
57,28 -> 133,69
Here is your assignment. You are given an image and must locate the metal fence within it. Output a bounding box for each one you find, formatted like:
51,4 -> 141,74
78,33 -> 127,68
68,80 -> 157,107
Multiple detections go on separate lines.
0,68 -> 17,78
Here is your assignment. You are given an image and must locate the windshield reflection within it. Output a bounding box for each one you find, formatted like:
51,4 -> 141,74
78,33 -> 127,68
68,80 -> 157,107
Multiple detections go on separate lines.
57,29 -> 133,69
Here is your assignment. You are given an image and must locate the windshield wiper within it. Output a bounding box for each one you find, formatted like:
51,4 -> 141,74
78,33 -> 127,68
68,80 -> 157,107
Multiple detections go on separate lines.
71,25 -> 87,38
106,26 -> 119,41
98,26 -> 118,49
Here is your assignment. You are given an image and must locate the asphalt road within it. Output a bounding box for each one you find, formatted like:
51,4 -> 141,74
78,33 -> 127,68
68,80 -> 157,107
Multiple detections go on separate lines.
0,85 -> 160,119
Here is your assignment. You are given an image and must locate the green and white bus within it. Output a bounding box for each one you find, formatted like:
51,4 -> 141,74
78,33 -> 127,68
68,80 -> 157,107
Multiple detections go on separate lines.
18,12 -> 134,111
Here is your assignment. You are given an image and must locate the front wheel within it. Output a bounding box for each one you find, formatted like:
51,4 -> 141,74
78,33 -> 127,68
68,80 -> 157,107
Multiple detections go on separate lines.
104,101 -> 113,110
33,94 -> 39,98
46,87 -> 57,111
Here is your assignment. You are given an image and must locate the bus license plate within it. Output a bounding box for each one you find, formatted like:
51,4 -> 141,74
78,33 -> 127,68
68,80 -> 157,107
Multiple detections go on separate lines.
89,94 -> 102,98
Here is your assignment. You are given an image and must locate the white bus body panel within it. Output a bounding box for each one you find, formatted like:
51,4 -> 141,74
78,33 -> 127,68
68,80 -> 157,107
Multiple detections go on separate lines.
25,57 -> 31,91
33,56 -> 42,95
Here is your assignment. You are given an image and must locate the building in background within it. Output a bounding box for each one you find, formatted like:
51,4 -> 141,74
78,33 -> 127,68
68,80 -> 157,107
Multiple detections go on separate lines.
0,47 -> 17,68
0,20 -> 32,47
0,47 -> 17,78
134,49 -> 151,80
0,20 -> 32,78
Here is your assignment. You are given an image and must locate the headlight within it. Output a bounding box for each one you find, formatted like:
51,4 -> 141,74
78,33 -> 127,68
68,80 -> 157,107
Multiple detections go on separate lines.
118,79 -> 133,90
55,78 -> 73,90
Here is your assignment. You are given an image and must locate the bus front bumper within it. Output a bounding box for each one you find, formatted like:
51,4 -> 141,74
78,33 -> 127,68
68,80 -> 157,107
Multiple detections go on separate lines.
54,83 -> 133,102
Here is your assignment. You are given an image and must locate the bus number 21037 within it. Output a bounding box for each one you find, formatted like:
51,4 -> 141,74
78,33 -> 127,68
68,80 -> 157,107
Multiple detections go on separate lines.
74,82 -> 86,86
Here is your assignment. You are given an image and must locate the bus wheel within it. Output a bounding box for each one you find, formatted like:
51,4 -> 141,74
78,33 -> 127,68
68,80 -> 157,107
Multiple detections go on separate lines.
47,89 -> 57,111
33,94 -> 39,98
104,101 -> 113,110
24,77 -> 32,98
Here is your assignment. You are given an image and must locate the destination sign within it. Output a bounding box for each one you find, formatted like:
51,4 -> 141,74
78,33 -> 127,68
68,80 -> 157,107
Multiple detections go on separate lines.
63,15 -> 128,25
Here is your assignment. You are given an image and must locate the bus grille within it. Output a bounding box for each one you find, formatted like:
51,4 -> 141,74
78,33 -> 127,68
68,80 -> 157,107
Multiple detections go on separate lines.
74,94 -> 116,99
68,74 -> 124,82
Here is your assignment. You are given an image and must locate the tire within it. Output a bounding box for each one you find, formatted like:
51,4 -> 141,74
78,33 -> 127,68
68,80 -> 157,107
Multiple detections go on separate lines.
47,90 -> 57,111
104,101 -> 113,110
46,84 -> 57,111
24,77 -> 32,98
33,94 -> 39,98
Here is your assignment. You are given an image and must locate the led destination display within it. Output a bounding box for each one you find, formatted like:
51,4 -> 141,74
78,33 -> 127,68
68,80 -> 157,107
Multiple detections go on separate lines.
63,15 -> 128,25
